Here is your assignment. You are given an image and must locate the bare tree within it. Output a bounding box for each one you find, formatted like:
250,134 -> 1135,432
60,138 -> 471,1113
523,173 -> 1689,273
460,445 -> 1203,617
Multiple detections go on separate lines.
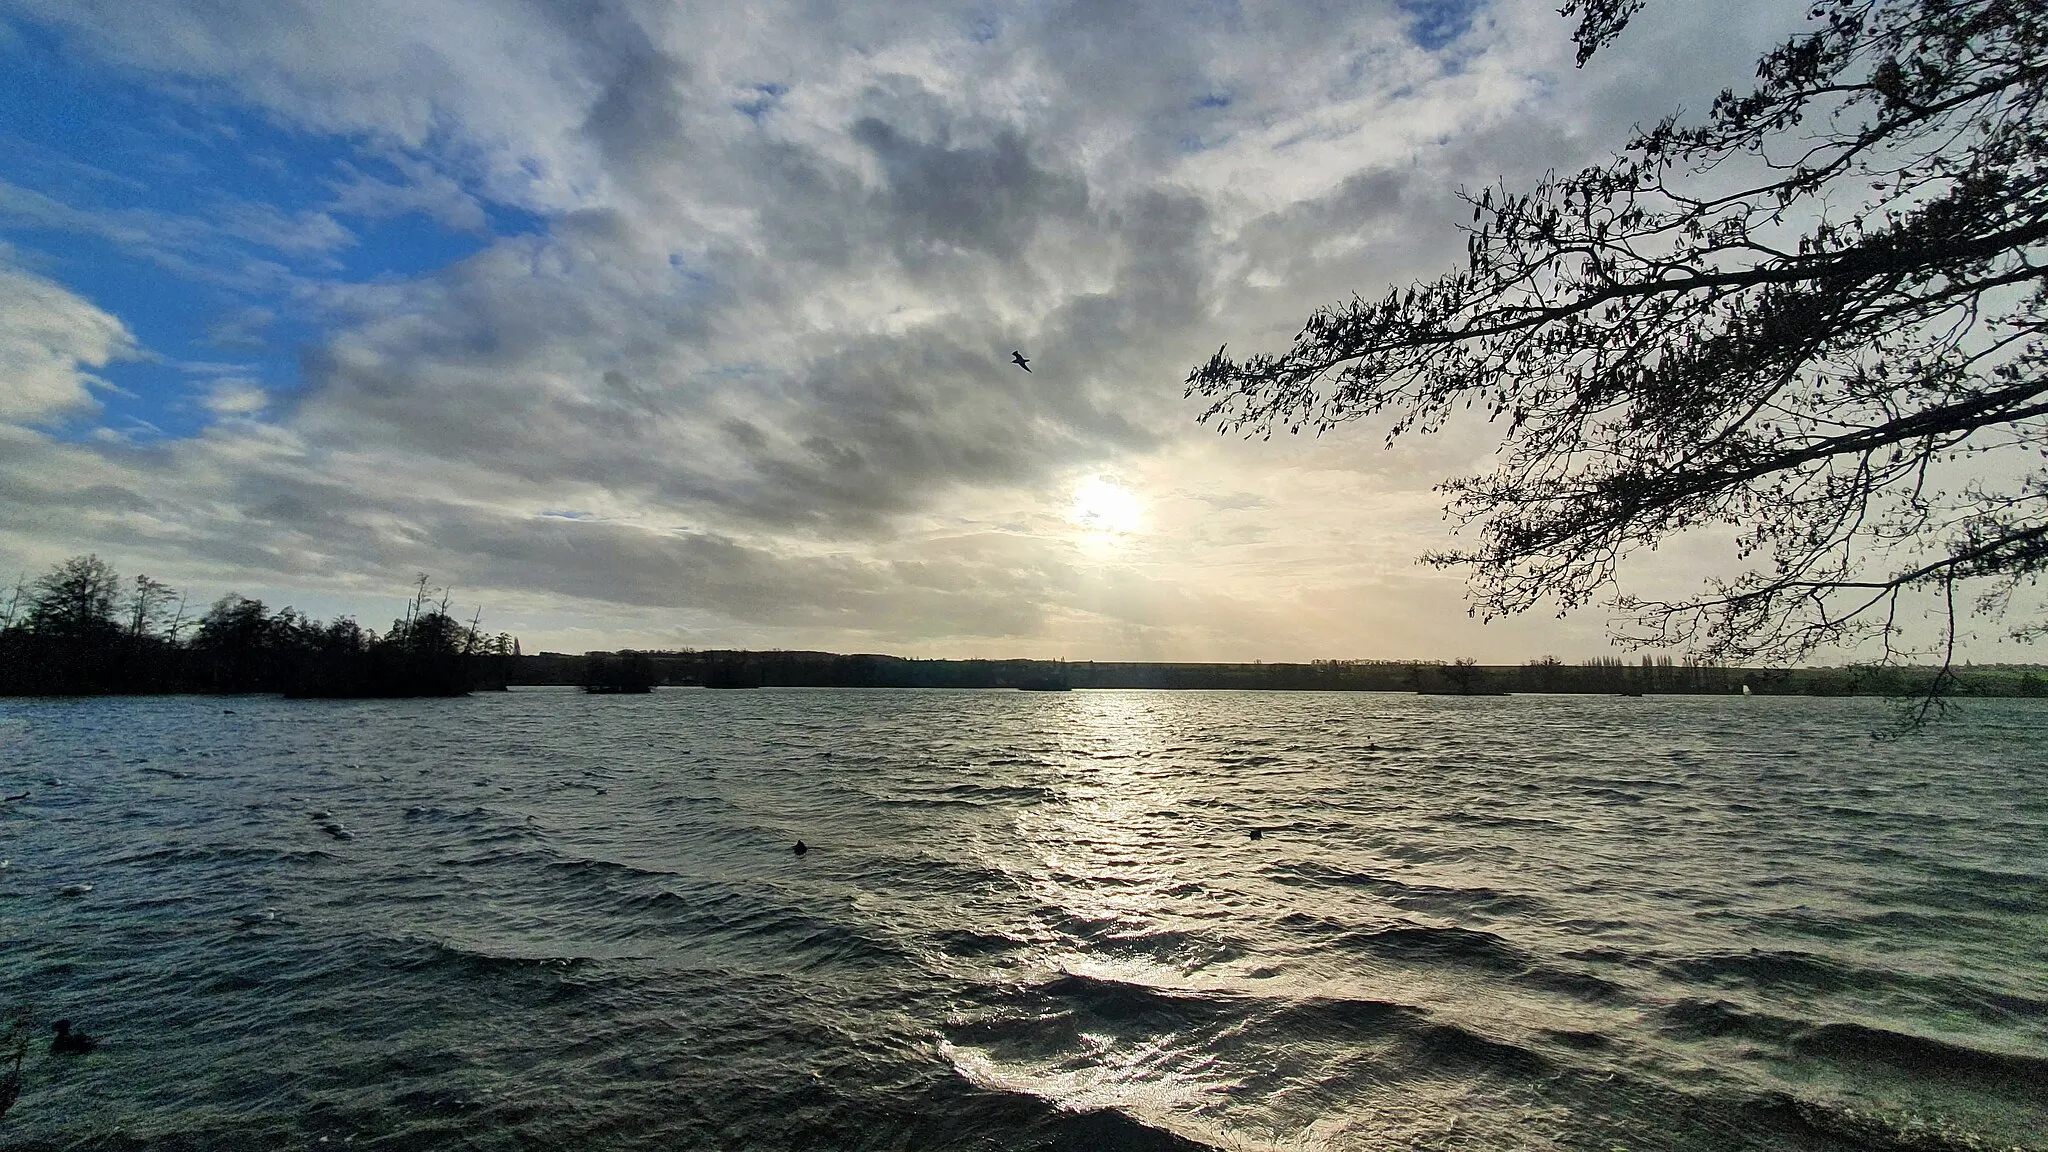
128,575 -> 179,638
1187,0 -> 2048,671
25,555 -> 123,637
0,575 -> 24,631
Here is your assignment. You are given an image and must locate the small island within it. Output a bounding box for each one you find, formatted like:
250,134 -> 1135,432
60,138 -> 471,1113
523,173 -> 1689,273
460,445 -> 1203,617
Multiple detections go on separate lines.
0,558 -> 514,698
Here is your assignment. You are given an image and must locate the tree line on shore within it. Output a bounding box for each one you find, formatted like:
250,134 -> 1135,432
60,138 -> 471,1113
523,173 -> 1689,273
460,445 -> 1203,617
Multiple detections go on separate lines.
0,556 -> 515,697
6,554 -> 2040,700
514,649 -> 2048,697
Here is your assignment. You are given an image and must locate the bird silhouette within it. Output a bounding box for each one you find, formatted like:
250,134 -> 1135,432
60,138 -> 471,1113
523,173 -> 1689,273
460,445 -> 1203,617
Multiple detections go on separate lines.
50,1020 -> 97,1056
1011,351 -> 1031,372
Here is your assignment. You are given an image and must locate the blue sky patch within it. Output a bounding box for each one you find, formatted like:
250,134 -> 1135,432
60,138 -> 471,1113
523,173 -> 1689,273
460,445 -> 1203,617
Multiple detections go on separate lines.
0,19 -> 549,443
1397,0 -> 1483,52
734,83 -> 788,123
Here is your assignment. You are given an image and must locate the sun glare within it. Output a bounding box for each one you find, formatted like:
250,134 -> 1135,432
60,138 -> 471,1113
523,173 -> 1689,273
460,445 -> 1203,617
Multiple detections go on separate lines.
1070,476 -> 1143,538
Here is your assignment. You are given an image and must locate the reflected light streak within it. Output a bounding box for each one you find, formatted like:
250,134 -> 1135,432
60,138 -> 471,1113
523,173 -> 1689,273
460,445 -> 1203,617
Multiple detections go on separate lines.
1018,692 -> 1190,941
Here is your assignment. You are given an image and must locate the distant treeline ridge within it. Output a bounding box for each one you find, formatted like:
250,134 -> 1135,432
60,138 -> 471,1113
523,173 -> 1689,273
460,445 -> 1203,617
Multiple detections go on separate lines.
7,554 -> 2043,699
516,650 -> 2048,697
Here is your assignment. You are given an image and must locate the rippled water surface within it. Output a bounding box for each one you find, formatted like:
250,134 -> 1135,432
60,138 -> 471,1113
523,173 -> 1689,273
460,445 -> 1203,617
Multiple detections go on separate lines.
2,689 -> 2045,1151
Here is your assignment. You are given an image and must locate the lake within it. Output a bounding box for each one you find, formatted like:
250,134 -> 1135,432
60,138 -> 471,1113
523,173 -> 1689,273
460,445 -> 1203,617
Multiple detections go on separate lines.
2,689 -> 2044,1150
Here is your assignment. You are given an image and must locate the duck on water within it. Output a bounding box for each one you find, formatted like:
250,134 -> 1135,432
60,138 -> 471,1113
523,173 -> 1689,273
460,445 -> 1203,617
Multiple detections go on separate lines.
51,1020 -> 97,1055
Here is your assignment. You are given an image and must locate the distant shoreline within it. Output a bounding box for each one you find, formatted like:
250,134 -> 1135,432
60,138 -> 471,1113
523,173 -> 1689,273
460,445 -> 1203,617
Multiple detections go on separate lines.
498,651 -> 2048,699
7,648 -> 2044,700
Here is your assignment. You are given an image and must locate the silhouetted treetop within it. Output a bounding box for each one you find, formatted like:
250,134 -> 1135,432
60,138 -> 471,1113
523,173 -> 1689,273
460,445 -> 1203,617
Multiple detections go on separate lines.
0,557 -> 515,696
23,555 -> 124,639
1187,0 -> 2048,665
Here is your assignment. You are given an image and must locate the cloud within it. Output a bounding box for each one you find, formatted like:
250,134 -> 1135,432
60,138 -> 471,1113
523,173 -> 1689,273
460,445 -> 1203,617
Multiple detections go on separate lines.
0,258 -> 136,423
0,177 -> 320,293
203,306 -> 274,351
0,0 -> 1880,660
220,203 -> 354,257
328,156 -> 489,232
201,378 -> 269,417
851,116 -> 1089,261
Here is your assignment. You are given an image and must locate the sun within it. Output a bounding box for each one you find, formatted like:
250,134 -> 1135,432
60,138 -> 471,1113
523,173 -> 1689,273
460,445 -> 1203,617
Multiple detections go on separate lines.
1070,476 -> 1143,537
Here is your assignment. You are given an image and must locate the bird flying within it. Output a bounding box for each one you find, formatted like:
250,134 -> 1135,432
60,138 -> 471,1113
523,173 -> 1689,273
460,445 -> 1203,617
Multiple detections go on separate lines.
1011,351 -> 1031,372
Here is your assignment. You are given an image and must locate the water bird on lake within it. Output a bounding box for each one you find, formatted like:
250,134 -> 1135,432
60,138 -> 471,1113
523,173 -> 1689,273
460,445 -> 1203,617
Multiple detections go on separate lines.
1010,351 -> 1031,372
793,841 -> 808,855
50,1020 -> 97,1055
232,910 -> 278,927
1,792 -> 27,803
321,823 -> 354,841
56,882 -> 93,897
1248,828 -> 1264,840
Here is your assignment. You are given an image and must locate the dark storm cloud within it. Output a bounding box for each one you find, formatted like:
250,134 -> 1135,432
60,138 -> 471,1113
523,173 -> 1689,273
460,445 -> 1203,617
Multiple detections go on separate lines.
851,117 -> 1089,260
698,328 -> 1162,531
279,80 -> 1193,543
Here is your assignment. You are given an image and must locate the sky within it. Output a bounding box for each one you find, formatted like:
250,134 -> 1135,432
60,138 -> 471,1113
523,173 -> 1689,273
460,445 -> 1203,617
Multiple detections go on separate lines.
0,0 -> 1875,661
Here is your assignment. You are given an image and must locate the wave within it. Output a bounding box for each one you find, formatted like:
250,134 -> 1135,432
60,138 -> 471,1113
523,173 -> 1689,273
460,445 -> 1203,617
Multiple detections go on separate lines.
1028,972 -> 1241,1026
1661,948 -> 1859,992
629,888 -> 906,968
926,927 -> 1034,957
544,852 -> 677,884
1261,860 -> 1549,916
1405,1020 -> 1550,1076
1331,923 -> 1530,971
1093,927 -> 1245,970
959,971 -> 1553,1085
1444,808 -> 1567,830
1660,998 -> 2048,1085
101,844 -> 339,867
385,926 -> 606,983
1517,966 -> 1630,1002
878,781 -> 1054,807
939,1043 -> 1240,1152
1661,948 -> 2047,1026
1795,1021 -> 2048,1083
1746,1091 -> 2037,1152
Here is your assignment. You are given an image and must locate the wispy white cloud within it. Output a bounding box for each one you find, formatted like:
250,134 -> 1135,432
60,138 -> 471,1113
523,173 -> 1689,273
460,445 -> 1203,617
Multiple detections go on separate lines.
201,377 -> 268,417
0,255 -> 136,422
328,155 -> 489,232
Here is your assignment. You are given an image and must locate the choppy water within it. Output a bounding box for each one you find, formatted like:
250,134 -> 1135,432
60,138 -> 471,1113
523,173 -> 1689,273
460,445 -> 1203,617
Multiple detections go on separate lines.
2,689 -> 2044,1151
